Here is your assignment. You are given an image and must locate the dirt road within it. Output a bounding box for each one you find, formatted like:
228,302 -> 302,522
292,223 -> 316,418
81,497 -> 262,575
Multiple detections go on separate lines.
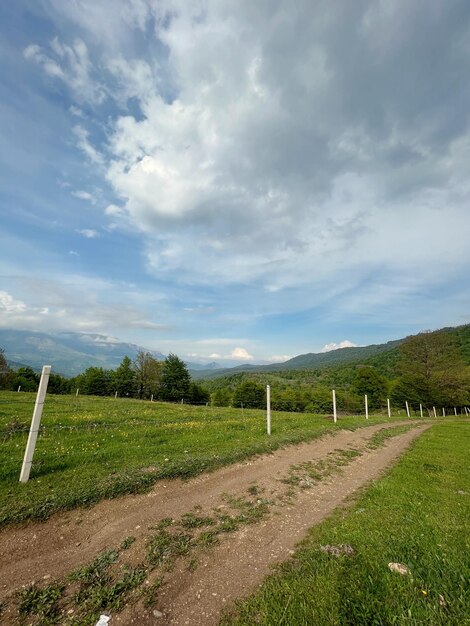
0,421 -> 429,625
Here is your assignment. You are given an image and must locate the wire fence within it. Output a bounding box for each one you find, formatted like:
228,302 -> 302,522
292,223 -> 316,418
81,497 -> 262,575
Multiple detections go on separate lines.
1,388 -> 469,482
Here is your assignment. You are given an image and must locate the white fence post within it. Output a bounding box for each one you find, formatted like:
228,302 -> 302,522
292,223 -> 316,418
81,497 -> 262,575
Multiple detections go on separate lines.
17,386 -> 21,392
365,394 -> 369,420
266,385 -> 271,435
76,388 -> 79,397
442,407 -> 445,417
419,403 -> 423,418
454,407 -> 457,416
433,406 -> 437,418
387,398 -> 391,419
114,391 -> 118,399
405,401 -> 410,418
332,389 -> 337,424
19,365 -> 51,483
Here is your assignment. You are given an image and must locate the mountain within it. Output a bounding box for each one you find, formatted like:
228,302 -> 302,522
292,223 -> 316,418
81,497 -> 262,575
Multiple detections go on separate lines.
0,330 -> 165,377
190,340 -> 403,379
191,325 -> 470,380
2,323 -> 469,380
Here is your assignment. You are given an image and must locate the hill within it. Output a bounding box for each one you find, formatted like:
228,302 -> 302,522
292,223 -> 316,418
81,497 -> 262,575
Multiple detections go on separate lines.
0,330 -> 165,377
191,339 -> 403,379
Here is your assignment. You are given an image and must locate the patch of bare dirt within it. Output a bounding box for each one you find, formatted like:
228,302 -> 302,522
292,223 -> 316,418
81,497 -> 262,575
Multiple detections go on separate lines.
0,422 -> 428,625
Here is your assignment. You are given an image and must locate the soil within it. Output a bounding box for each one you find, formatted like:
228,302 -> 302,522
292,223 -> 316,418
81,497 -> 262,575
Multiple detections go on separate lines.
0,421 -> 429,625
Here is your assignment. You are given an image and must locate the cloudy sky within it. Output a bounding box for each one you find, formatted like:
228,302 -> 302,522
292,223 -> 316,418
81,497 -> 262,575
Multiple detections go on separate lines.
1,1 -> 470,364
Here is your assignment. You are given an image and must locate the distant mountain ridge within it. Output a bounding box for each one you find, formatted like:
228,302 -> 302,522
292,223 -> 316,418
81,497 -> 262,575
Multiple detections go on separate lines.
189,339 -> 404,379
0,330 -> 165,376
2,324 -> 469,379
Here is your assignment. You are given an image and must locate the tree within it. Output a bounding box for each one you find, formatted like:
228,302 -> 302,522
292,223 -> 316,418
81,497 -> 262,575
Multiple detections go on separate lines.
114,356 -> 137,398
395,330 -> 470,407
12,367 -> 39,392
76,367 -> 113,396
211,387 -> 233,407
232,381 -> 265,409
187,382 -> 210,405
0,347 -> 13,390
134,351 -> 163,399
353,366 -> 388,409
48,373 -> 70,394
160,353 -> 191,401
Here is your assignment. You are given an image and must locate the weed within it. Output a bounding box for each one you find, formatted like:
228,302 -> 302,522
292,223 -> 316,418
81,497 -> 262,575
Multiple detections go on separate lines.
142,576 -> 164,608
366,425 -> 415,449
197,529 -> 220,547
69,549 -> 118,587
146,530 -> 192,568
17,582 -> 64,621
120,536 -> 136,550
180,512 -> 216,529
187,557 -> 198,572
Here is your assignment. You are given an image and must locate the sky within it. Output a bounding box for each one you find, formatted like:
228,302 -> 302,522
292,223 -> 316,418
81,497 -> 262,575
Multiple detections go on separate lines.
1,1 -> 470,365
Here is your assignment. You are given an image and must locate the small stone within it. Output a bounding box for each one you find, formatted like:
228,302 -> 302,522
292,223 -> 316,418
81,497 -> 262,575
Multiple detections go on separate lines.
388,562 -> 410,576
135,525 -> 141,530
153,609 -> 163,618
43,574 -> 51,580
320,544 -> 355,557
438,594 -> 447,607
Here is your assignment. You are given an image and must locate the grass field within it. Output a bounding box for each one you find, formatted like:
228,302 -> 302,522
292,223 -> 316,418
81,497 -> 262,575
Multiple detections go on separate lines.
222,421 -> 470,625
0,391 -> 416,527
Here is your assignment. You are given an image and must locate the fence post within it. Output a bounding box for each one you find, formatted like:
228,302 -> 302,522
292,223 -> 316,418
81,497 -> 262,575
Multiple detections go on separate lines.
266,385 -> 271,435
419,403 -> 423,418
365,394 -> 368,420
17,386 -> 21,392
387,398 -> 391,418
433,406 -> 437,418
332,389 -> 337,424
76,388 -> 79,397
405,401 -> 410,418
454,407 -> 457,416
19,365 -> 51,483
114,391 -> 118,399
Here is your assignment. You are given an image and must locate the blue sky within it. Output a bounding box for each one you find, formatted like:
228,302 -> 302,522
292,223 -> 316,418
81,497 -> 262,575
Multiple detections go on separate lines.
1,1 -> 470,365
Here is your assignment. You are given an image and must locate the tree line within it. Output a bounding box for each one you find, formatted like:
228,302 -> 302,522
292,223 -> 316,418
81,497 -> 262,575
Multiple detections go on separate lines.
1,328 -> 469,412
0,350 -> 210,405
209,330 -> 470,412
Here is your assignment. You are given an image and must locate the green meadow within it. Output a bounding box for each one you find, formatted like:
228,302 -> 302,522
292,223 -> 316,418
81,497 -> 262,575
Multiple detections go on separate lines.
222,421 -> 470,626
1,391 -> 412,527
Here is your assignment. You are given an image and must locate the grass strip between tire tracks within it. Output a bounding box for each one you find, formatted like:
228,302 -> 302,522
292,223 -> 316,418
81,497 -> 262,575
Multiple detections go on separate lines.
221,421 -> 470,626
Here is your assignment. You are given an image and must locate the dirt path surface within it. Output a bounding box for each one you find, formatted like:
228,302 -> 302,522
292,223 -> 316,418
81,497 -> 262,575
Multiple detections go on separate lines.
0,422 -> 429,625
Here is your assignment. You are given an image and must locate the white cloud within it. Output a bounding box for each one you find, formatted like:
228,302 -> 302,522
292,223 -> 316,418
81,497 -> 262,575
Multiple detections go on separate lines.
0,291 -> 27,313
19,1 -> 470,342
73,125 -> 104,165
72,190 -> 96,203
320,340 -> 358,353
24,37 -> 106,104
229,347 -> 254,361
76,228 -> 99,238
268,355 -> 292,362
